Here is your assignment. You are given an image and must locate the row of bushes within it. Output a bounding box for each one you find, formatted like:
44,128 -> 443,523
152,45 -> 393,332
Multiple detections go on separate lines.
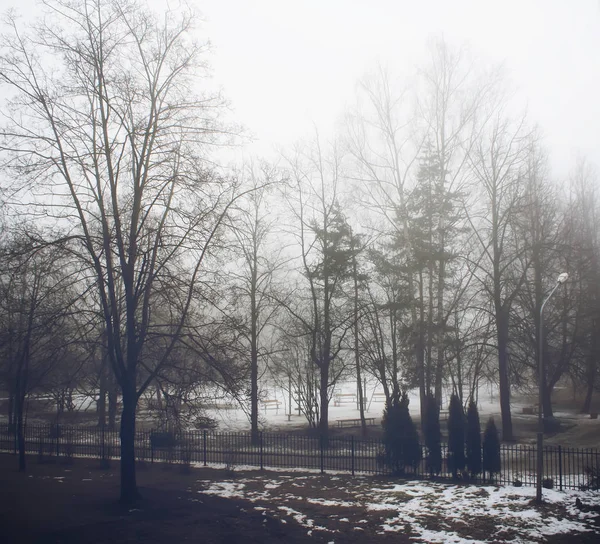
382,392 -> 500,479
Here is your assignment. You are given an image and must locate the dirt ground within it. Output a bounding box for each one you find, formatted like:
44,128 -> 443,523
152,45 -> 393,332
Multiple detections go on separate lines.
1,453 -> 598,544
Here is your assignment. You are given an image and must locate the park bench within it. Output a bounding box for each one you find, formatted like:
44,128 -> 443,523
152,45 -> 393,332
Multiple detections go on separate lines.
334,393 -> 357,406
260,399 -> 281,413
336,417 -> 376,428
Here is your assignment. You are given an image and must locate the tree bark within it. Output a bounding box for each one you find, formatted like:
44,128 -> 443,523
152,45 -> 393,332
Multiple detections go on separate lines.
250,252 -> 259,446
16,394 -> 26,472
97,365 -> 107,428
496,311 -> 513,441
119,387 -> 140,504
318,364 -> 329,443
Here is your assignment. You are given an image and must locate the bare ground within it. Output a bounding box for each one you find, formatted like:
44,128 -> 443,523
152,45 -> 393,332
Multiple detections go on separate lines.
1,453 -> 598,544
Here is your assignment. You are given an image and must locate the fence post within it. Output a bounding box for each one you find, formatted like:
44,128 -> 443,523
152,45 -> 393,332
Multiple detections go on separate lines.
150,428 -> 154,464
101,421 -> 105,461
320,435 -> 324,474
203,430 -> 207,466
558,445 -> 563,491
260,432 -> 264,470
351,436 -> 355,476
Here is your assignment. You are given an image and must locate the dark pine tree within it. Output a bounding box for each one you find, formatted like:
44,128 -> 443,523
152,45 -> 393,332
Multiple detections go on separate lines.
382,392 -> 421,475
466,399 -> 482,478
423,392 -> 442,476
447,393 -> 465,478
482,417 -> 502,481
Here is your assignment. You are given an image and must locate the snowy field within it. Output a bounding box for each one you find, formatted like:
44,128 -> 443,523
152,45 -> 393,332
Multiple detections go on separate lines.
193,465 -> 600,543
202,381 -> 588,436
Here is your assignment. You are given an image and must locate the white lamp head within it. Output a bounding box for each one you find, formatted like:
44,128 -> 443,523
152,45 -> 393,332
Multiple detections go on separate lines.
557,272 -> 569,284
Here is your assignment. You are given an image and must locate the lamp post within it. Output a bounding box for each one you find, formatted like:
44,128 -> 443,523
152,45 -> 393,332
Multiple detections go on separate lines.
536,272 -> 569,504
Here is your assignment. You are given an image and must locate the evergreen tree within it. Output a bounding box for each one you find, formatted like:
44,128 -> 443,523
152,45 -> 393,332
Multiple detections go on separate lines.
447,393 -> 465,478
423,392 -> 442,476
466,399 -> 482,477
482,417 -> 502,480
382,392 -> 421,475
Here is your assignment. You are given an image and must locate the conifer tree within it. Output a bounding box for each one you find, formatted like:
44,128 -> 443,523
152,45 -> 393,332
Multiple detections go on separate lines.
423,392 -> 442,476
447,393 -> 465,478
482,417 -> 502,481
466,399 -> 482,477
382,392 -> 421,475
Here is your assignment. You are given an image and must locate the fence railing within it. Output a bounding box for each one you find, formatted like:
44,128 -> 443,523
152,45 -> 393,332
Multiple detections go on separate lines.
0,423 -> 597,490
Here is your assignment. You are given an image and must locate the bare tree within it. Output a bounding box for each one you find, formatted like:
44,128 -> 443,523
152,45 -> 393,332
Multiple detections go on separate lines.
226,162 -> 285,443
0,0 -> 242,502
0,233 -> 77,471
283,136 -> 354,440
464,114 -> 531,441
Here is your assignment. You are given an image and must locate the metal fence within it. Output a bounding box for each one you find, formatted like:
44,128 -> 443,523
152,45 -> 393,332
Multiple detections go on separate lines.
0,423 -> 597,490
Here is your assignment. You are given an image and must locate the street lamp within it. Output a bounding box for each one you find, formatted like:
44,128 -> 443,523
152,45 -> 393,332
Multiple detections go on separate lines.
536,272 -> 568,503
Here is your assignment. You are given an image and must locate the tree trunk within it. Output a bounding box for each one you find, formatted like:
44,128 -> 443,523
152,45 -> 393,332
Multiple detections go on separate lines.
582,382 -> 594,414
119,387 -> 140,504
581,330 -> 597,413
108,374 -> 118,430
8,392 -> 15,433
16,395 -> 26,472
497,313 -> 513,441
353,252 -> 367,435
543,383 -> 554,419
97,366 -> 107,427
250,261 -> 259,445
318,363 -> 329,443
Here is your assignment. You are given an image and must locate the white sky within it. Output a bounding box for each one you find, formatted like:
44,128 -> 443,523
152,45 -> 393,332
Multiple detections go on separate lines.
4,0 -> 600,178
199,0 -> 600,178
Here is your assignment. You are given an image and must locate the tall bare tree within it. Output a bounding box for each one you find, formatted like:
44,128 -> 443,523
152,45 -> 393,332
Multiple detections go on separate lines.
0,0 -> 240,502
465,114 -> 531,441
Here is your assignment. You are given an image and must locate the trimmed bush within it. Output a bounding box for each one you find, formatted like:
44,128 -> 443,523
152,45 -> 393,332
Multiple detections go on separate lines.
382,392 -> 421,475
482,417 -> 501,480
423,393 -> 442,476
447,393 -> 465,478
466,399 -> 482,477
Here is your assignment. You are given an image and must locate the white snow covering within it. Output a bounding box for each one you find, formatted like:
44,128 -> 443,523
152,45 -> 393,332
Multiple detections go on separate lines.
195,468 -> 600,543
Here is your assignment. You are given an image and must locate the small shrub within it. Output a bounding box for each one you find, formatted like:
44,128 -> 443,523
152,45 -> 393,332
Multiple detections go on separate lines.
466,399 -> 482,477
382,392 -> 421,475
447,394 -> 465,478
583,466 -> 600,490
513,479 -> 523,487
542,478 -> 554,489
482,417 -> 501,481
423,393 -> 442,477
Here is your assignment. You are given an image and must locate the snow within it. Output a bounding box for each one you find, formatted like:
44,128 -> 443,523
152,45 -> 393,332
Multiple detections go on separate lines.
194,468 -> 599,543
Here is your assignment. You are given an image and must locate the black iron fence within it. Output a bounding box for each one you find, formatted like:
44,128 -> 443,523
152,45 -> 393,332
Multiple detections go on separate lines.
0,423 -> 597,490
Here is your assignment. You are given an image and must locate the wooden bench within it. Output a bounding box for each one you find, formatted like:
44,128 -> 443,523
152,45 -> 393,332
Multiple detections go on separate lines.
336,417 -> 376,428
372,393 -> 387,402
439,410 -> 449,422
260,399 -> 281,413
334,393 -> 357,406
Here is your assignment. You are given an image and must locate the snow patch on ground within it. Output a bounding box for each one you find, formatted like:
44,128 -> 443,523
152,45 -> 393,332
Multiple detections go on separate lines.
193,471 -> 599,542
